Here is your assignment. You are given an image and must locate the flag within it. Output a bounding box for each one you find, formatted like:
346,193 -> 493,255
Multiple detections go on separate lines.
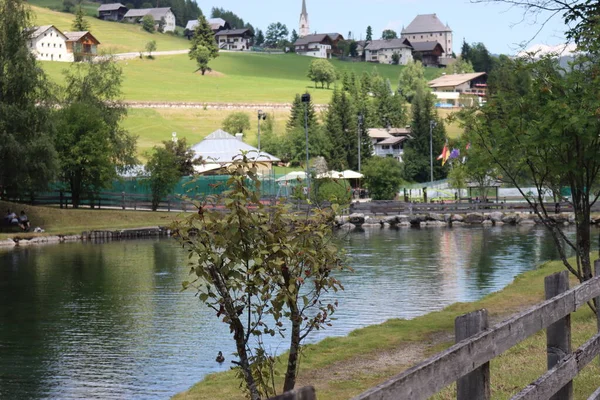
449,148 -> 460,159
437,144 -> 450,166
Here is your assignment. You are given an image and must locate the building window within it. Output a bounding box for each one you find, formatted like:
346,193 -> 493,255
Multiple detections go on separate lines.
59,54 -> 61,58
430,33 -> 433,37
412,36 -> 415,39
440,33 -> 442,36
382,145 -> 390,150
421,35 -> 423,38
54,43 -> 56,47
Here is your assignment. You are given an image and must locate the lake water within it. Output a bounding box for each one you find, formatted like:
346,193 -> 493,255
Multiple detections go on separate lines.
0,225 -> 580,399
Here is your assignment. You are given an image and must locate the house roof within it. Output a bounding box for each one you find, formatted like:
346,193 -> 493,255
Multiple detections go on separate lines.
402,14 -> 451,34
368,127 -> 411,139
214,28 -> 253,37
378,136 -> 409,145
185,17 -> 227,31
63,31 -> 100,44
428,72 -> 487,88
124,7 -> 171,19
294,34 -> 331,46
301,0 -> 307,17
98,3 -> 127,11
365,38 -> 411,51
29,25 -> 63,39
325,33 -> 344,41
411,41 -> 444,52
190,129 -> 279,163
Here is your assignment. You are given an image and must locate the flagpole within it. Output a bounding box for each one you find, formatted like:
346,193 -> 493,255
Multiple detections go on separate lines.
429,120 -> 435,185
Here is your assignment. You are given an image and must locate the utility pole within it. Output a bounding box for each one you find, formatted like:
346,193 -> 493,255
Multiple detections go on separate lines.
257,110 -> 266,154
429,120 -> 436,185
357,114 -> 363,173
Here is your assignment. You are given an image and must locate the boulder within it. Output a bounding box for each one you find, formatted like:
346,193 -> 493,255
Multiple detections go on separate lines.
494,221 -> 505,226
452,221 -> 465,226
0,239 -> 16,247
490,212 -> 504,222
427,213 -> 445,222
482,220 -> 493,226
383,216 -> 399,225
451,214 -> 464,222
398,221 -> 411,227
519,218 -> 536,225
464,213 -> 484,224
424,220 -> 446,227
348,213 -> 365,225
340,222 -> 356,230
62,235 -> 81,242
502,213 -> 519,224
410,214 -> 427,226
397,215 -> 411,224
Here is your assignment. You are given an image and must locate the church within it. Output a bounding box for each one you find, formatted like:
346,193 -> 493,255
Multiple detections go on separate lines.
294,0 -> 344,58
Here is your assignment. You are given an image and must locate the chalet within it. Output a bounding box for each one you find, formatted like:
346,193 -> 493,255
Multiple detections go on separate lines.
214,29 -> 253,50
190,130 -> 279,174
97,3 -> 128,21
401,14 -> 453,57
293,33 -> 344,58
123,8 -> 176,32
368,127 -> 412,161
365,38 -> 413,65
184,17 -> 231,39
64,31 -> 101,61
28,25 -> 70,62
410,41 -> 445,67
428,72 -> 488,107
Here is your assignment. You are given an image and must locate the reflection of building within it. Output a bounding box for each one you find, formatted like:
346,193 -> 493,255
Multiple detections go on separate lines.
428,72 -> 488,107
368,127 -> 411,161
190,129 -> 279,174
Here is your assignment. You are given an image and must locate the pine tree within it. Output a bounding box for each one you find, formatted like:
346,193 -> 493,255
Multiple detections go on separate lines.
324,89 -> 357,170
189,14 -> 218,74
72,4 -> 89,31
0,0 -> 57,193
402,87 -> 447,183
283,93 -> 324,166
371,76 -> 407,128
366,26 -> 373,41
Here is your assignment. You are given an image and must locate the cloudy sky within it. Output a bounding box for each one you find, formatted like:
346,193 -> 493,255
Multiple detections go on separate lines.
202,0 -> 568,54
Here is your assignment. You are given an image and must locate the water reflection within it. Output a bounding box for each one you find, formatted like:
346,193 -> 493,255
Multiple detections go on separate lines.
0,226 -> 584,399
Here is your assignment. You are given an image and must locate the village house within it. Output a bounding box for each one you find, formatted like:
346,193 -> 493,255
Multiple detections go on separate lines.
214,29 -> 254,50
368,127 -> 412,161
293,33 -> 345,58
27,25 -> 100,62
409,41 -> 445,67
190,130 -> 279,174
97,3 -> 128,21
428,72 -> 488,107
184,18 -> 231,39
365,38 -> 413,65
123,8 -> 176,32
401,14 -> 453,57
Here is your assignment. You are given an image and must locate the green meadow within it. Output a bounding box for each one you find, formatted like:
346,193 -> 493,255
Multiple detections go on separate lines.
31,5 -> 190,54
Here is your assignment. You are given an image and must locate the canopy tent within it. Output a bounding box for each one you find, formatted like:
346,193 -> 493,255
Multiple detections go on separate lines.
275,171 -> 307,182
316,170 -> 341,179
340,170 -> 364,179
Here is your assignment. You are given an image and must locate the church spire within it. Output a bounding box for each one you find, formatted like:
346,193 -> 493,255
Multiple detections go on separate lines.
299,0 -> 309,37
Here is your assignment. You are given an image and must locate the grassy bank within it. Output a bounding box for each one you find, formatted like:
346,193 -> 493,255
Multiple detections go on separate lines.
174,258 -> 600,400
0,200 -> 178,238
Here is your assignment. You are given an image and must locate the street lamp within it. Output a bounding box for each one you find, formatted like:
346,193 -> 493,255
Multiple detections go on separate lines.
257,110 -> 266,154
301,93 -> 311,192
429,120 -> 436,185
357,114 -> 364,173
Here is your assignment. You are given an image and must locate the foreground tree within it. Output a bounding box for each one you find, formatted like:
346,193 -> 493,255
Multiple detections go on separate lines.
362,157 -> 404,200
163,137 -> 200,176
146,145 -> 180,211
175,156 -> 346,399
189,15 -> 218,75
55,59 -> 136,208
222,111 -> 251,133
460,55 -> 600,285
0,0 -> 57,195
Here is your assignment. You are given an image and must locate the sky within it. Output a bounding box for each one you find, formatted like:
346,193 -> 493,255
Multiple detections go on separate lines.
200,0 -> 570,55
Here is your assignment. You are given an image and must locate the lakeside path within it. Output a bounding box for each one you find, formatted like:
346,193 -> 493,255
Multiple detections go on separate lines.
173,258 -> 600,400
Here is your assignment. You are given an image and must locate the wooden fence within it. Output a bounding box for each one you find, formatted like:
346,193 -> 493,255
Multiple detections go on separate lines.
272,263 -> 600,400
348,200 -> 589,216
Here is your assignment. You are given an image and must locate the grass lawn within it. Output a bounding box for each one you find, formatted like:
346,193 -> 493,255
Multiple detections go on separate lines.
0,200 -> 178,238
41,52 -> 442,104
31,5 -> 190,54
123,108 -> 291,157
173,257 -> 600,400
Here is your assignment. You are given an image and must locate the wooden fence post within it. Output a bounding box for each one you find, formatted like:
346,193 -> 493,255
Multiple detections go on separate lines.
60,190 -> 64,209
545,270 -> 572,400
168,196 -> 171,212
268,386 -> 316,400
455,309 -> 490,400
121,191 -> 125,210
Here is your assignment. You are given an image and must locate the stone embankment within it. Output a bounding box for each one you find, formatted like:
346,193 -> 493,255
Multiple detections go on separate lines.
334,211 -> 589,230
0,226 -> 171,248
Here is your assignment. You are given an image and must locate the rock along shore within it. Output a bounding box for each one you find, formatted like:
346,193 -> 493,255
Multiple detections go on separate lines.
0,226 -> 172,248
334,211 -> 588,230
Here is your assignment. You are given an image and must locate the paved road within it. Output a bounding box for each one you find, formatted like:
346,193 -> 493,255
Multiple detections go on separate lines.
114,49 -> 189,60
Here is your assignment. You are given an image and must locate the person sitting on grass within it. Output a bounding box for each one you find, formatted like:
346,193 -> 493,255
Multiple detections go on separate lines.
19,211 -> 30,231
5,209 -> 18,226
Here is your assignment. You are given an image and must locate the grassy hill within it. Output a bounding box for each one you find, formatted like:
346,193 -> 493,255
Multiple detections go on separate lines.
31,5 -> 189,53
42,52 -> 442,104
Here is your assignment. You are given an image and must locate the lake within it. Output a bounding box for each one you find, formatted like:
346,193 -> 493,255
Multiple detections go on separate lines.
0,225 -> 578,399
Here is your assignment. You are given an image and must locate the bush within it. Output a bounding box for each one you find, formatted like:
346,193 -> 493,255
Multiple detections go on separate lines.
222,112 -> 251,133
312,178 -> 351,206
362,157 -> 404,200
141,15 -> 155,33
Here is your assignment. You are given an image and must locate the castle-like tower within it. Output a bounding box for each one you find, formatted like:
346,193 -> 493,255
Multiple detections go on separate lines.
299,0 -> 309,37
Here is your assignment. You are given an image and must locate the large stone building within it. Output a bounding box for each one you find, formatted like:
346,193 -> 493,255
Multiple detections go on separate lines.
364,39 -> 414,65
299,0 -> 309,37
401,14 -> 453,57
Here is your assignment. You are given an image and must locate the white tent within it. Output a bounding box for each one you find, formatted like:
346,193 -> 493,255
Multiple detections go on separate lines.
275,171 -> 307,182
340,170 -> 364,179
316,170 -> 342,179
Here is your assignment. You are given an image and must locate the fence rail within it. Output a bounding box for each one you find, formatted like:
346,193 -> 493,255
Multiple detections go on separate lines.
276,263 -> 600,400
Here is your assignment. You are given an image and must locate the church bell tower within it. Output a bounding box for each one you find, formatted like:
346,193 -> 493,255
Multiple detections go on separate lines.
299,0 -> 309,37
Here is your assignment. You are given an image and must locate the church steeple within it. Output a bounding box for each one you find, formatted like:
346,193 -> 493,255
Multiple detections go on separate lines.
299,0 -> 309,37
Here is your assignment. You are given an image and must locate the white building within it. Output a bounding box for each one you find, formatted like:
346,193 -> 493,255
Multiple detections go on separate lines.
214,29 -> 254,50
364,39 -> 413,65
28,25 -> 72,62
123,7 -> 176,32
401,14 -> 453,57
368,128 -> 412,161
299,0 -> 309,37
